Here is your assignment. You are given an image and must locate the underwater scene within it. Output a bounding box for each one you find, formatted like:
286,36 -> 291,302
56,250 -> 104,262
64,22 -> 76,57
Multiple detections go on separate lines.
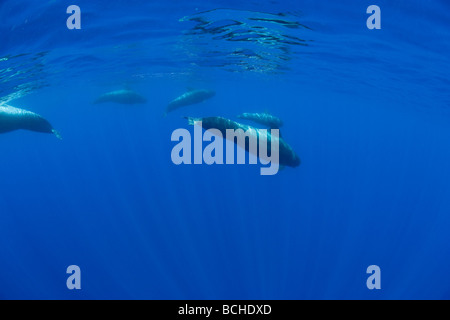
0,0 -> 450,299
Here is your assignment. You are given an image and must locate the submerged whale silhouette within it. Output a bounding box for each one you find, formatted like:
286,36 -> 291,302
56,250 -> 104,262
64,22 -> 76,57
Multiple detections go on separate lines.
165,88 -> 215,116
185,116 -> 300,168
0,105 -> 61,139
94,89 -> 147,105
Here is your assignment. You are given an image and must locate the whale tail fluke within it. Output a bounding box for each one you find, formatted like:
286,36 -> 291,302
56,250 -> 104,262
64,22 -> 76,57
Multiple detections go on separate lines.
52,129 -> 63,140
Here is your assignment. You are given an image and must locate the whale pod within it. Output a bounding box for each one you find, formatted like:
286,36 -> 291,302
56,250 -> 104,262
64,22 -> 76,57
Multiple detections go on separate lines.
185,116 -> 300,168
94,89 -> 147,104
165,88 -> 215,116
0,105 -> 61,139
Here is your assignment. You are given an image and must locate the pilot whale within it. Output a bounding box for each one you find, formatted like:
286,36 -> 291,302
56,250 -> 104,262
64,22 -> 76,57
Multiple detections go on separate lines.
94,89 -> 147,104
185,116 -> 300,168
237,112 -> 284,129
165,88 -> 215,116
0,105 -> 61,139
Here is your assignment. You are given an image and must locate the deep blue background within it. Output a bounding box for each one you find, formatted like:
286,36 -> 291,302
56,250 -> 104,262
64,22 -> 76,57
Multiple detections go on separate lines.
1,0 -> 450,299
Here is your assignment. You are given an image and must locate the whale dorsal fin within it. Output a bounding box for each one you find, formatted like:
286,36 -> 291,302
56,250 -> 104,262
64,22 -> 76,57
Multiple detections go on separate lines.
186,87 -> 195,91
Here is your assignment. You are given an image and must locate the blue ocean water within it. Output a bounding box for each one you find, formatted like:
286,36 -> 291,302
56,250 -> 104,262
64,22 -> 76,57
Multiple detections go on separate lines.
1,0 -> 449,300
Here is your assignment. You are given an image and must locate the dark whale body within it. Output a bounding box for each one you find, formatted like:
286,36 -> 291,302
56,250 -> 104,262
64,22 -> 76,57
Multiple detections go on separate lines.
0,105 -> 61,139
185,116 -> 300,168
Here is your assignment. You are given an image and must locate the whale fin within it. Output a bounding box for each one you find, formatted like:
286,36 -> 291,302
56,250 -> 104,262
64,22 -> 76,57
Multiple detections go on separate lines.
184,116 -> 195,125
186,87 -> 195,91
52,129 -> 62,140
184,116 -> 201,126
